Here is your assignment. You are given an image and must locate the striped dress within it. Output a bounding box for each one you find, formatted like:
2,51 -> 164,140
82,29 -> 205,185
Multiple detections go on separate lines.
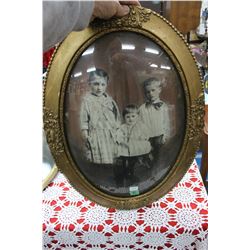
117,121 -> 152,157
80,93 -> 120,164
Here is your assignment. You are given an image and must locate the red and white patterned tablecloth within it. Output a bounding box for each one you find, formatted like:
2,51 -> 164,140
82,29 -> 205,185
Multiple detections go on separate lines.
42,160 -> 208,250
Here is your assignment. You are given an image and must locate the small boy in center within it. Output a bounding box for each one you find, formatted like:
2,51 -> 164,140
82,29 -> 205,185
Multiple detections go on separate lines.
139,77 -> 171,160
116,104 -> 152,183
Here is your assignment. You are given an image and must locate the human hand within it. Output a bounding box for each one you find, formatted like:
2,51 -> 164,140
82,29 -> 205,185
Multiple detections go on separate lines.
116,133 -> 123,144
91,0 -> 140,21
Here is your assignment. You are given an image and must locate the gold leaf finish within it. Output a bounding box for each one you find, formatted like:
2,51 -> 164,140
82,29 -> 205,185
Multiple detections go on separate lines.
114,197 -> 148,210
188,94 -> 205,140
43,107 -> 64,156
91,6 -> 151,29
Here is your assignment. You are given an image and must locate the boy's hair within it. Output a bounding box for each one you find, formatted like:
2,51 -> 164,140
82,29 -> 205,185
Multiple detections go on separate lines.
142,77 -> 161,89
122,104 -> 139,118
89,68 -> 109,84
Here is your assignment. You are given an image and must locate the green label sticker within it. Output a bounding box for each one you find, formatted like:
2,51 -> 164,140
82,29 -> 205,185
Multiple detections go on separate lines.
129,186 -> 139,196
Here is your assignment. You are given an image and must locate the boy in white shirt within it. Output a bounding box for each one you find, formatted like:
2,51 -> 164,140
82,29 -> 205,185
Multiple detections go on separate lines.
139,77 -> 171,160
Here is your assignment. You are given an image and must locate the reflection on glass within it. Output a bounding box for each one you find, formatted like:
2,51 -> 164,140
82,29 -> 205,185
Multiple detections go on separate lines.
64,31 -> 186,197
145,47 -> 159,55
150,64 -> 158,68
160,65 -> 171,70
82,47 -> 95,56
87,67 -> 96,73
74,72 -> 82,78
122,44 -> 135,50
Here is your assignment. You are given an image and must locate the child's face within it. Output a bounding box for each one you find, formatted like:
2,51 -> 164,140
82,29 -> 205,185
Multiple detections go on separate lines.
145,81 -> 161,102
124,112 -> 138,126
89,75 -> 107,97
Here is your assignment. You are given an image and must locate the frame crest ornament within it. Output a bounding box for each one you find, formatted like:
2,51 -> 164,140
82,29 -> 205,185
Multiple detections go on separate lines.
92,6 -> 152,29
43,6 -> 204,209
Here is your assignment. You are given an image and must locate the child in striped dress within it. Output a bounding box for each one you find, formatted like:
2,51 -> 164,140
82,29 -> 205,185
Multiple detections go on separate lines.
116,104 -> 152,179
139,77 -> 171,160
80,68 -> 120,164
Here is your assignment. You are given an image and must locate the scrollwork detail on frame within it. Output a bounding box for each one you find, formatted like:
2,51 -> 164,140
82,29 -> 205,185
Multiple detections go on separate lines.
91,6 -> 152,30
116,198 -> 149,210
43,107 -> 64,156
188,93 -> 205,140
116,199 -> 138,209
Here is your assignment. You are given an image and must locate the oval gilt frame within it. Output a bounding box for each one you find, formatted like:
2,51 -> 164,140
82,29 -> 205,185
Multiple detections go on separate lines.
43,6 -> 204,209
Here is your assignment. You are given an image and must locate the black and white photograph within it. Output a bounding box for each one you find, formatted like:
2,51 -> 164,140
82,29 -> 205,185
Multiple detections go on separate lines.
64,31 -> 186,197
42,3 -> 207,249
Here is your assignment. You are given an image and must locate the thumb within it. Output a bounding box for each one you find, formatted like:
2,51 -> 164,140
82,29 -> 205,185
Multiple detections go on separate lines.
116,5 -> 130,17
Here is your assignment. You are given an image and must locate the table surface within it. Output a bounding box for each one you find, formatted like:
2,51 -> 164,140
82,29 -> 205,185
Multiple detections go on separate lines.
42,160 -> 208,250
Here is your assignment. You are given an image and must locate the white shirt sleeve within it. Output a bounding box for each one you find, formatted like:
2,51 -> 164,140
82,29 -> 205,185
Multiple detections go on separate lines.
43,0 -> 94,51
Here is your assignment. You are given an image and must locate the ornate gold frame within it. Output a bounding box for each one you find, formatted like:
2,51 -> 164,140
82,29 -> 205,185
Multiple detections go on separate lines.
43,6 -> 204,209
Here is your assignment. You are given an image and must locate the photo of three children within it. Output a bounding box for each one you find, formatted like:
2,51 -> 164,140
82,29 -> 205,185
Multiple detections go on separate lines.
80,68 -> 171,185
